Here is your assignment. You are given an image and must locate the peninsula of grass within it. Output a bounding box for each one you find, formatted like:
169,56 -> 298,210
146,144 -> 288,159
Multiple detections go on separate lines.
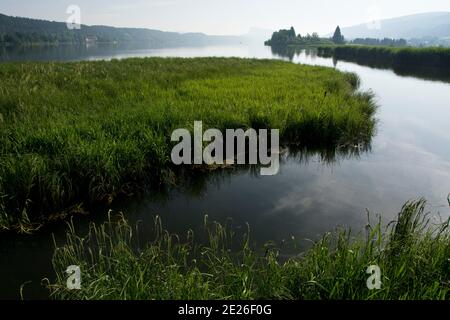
318,45 -> 450,69
0,57 -> 377,231
49,199 -> 449,300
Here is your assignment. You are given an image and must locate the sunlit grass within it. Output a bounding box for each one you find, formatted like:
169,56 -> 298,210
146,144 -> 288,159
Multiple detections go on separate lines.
0,57 -> 377,230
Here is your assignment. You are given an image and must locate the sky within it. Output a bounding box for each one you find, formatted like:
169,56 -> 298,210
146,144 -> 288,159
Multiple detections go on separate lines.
1,0 -> 449,35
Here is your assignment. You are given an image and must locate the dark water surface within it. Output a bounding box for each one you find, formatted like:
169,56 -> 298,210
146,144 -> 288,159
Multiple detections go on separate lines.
1,44 -> 450,299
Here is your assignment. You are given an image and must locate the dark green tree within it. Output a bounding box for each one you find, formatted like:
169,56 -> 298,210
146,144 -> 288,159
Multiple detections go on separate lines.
288,26 -> 296,39
332,26 -> 345,44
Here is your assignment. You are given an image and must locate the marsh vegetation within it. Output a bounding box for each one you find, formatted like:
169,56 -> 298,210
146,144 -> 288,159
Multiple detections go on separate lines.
49,199 -> 449,300
318,45 -> 450,69
0,57 -> 377,231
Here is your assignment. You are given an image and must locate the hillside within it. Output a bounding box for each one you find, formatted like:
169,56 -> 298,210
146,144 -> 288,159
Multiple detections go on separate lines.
0,13 -> 240,46
338,12 -> 450,40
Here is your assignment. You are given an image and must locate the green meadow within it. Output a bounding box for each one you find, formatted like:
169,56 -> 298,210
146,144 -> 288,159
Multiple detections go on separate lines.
0,57 -> 377,231
49,199 -> 449,300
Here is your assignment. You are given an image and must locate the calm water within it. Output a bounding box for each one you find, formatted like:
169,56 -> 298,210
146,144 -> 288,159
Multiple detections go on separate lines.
1,44 -> 450,299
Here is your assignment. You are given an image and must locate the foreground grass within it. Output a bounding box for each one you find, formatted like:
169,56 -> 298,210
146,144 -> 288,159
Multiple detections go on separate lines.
0,57 -> 377,230
318,45 -> 450,69
50,199 -> 449,300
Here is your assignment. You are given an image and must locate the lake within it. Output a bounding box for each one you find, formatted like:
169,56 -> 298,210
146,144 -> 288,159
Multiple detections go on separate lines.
1,43 -> 449,299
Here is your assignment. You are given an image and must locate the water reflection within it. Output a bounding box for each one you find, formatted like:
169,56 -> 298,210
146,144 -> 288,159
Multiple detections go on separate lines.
0,43 -> 208,62
270,45 -> 338,66
269,45 -> 450,83
270,46 -> 314,61
2,43 -> 450,84
314,48 -> 450,83
106,139 -> 374,218
0,142 -> 373,300
0,43 -> 275,62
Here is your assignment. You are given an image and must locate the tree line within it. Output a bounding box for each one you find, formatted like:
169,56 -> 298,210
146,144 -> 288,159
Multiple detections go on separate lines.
0,13 -> 238,47
350,38 -> 407,47
266,26 -> 407,48
265,26 -> 345,46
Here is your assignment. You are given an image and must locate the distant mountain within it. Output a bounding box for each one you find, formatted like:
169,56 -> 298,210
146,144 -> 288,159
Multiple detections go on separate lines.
241,27 -> 274,43
338,12 -> 450,40
0,13 -> 241,46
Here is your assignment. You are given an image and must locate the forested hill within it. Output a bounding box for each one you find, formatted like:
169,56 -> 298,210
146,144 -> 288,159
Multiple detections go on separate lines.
0,13 -> 240,46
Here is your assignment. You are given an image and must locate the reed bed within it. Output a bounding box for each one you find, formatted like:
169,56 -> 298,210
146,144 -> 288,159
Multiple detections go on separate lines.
0,57 -> 377,230
318,45 -> 450,69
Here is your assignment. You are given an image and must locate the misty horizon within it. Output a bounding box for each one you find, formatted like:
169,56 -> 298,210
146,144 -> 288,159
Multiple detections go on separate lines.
0,0 -> 449,36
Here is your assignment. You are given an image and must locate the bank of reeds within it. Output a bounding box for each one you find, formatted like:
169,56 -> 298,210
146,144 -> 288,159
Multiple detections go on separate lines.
0,58 -> 377,230
318,45 -> 450,69
49,199 -> 449,300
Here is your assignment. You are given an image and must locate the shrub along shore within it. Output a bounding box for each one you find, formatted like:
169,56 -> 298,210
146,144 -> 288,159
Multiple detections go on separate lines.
0,57 -> 377,231
49,199 -> 449,300
317,45 -> 450,69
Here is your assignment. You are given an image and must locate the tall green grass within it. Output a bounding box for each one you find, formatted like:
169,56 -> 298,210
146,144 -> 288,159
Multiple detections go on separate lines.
0,58 -> 377,230
49,199 -> 449,300
318,45 -> 450,69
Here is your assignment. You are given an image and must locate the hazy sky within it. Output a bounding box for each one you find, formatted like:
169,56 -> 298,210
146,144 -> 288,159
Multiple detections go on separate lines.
1,0 -> 449,35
